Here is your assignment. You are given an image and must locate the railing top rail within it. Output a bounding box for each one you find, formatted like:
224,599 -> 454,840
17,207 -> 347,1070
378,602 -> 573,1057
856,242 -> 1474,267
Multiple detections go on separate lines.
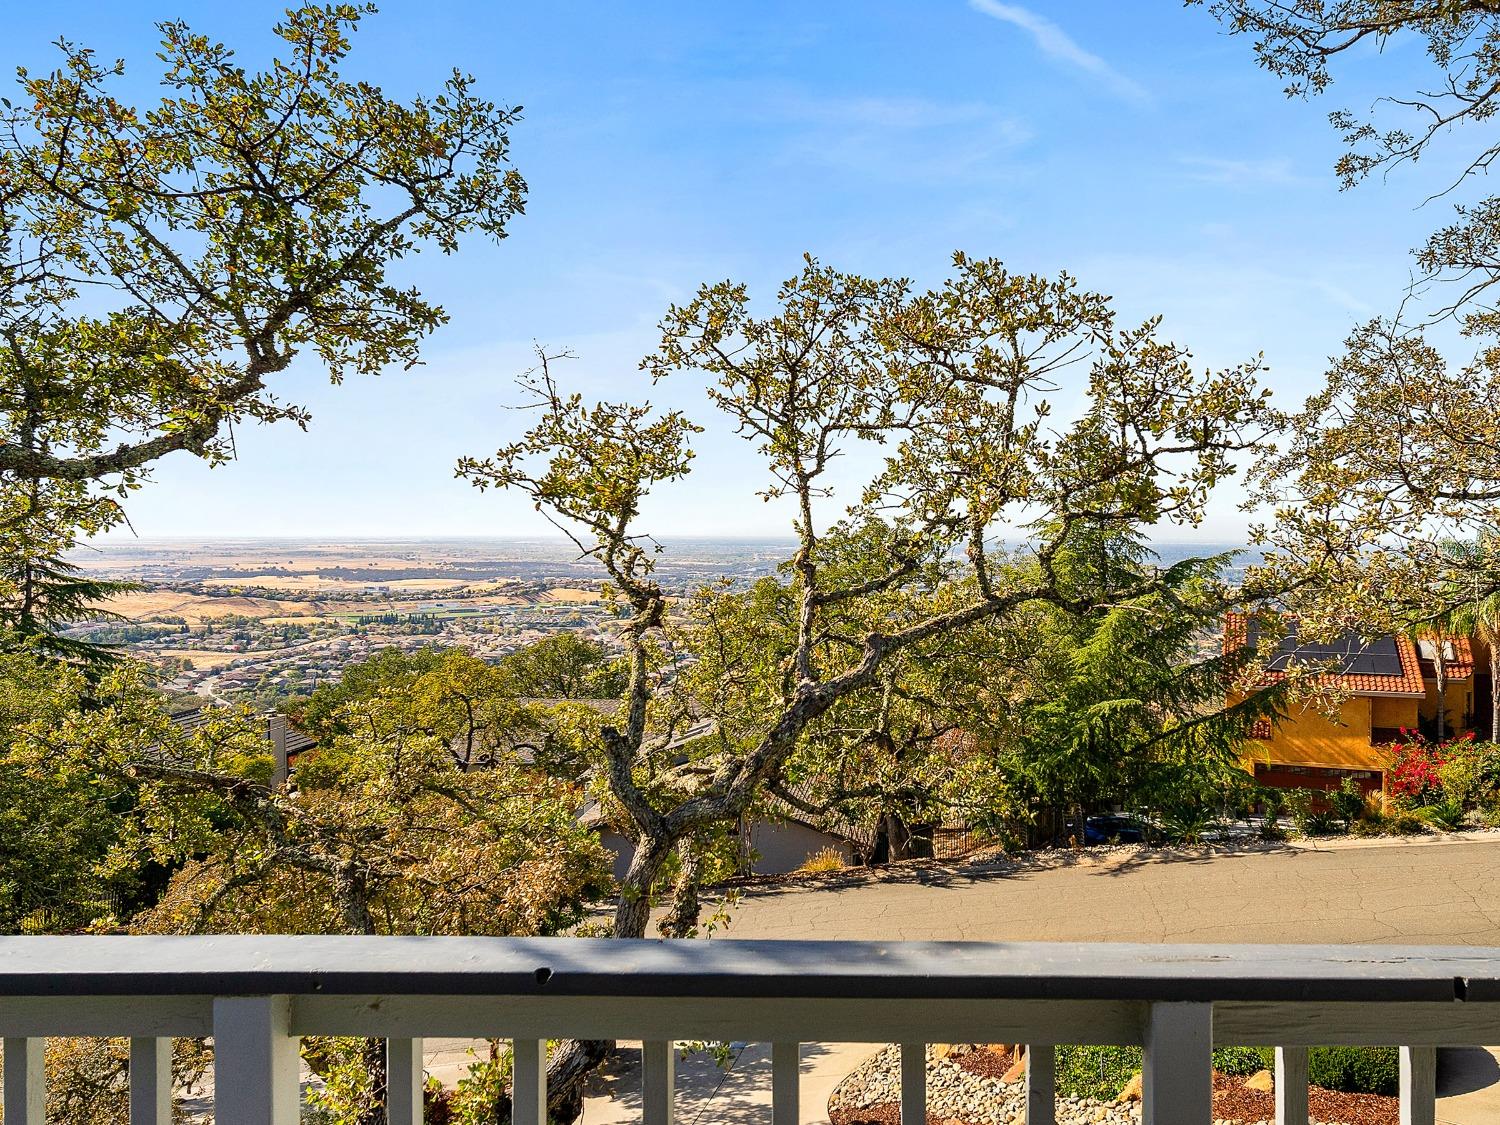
0,937 -> 1497,1004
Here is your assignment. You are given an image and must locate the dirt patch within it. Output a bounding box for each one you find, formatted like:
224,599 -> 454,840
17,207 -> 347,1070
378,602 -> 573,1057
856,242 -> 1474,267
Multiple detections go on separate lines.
542,587 -> 600,602
952,1051 -> 1016,1080
1212,1072 -> 1398,1125
102,590 -> 317,622
831,1108 -> 941,1125
152,649 -> 240,669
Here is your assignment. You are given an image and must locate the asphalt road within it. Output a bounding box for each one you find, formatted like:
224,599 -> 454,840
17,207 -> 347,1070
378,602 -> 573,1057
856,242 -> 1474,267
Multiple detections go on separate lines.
443,836 -> 1500,1124
699,834 -> 1500,1124
714,835 -> 1500,944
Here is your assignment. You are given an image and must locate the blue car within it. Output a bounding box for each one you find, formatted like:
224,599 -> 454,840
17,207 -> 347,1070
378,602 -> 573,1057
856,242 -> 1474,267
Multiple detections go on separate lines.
1083,814 -> 1147,845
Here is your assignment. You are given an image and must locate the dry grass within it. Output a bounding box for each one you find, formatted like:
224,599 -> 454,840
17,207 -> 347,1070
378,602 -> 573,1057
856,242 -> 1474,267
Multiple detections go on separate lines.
455,581 -> 523,597
205,574 -> 472,593
101,590 -> 317,623
227,574 -> 345,590
542,587 -> 600,603
797,847 -> 848,874
151,649 -> 240,670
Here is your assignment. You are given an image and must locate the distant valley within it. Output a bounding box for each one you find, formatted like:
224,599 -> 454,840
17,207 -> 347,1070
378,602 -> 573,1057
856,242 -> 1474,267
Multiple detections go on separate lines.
66,536 -> 1251,709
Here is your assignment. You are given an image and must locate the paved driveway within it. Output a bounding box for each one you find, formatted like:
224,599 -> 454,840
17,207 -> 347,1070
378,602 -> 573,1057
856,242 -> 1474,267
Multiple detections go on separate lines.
606,835 -> 1500,1124
714,835 -> 1500,943
420,836 -> 1500,1125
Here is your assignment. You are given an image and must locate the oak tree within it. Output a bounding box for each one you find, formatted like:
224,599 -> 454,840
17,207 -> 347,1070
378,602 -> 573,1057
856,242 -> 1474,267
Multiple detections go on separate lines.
0,4 -> 524,649
1249,317 -> 1500,632
133,677 -> 608,1125
1194,0 -> 1500,335
461,253 -> 1276,1117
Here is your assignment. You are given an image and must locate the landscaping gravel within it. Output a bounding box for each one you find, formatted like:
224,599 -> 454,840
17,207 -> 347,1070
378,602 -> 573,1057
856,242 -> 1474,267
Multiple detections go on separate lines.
827,1045 -> 1401,1125
828,1045 -> 1141,1125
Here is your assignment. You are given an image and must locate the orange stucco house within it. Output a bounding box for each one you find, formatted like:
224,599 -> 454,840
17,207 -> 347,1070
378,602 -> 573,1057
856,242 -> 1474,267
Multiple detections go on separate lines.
1224,615 -> 1480,800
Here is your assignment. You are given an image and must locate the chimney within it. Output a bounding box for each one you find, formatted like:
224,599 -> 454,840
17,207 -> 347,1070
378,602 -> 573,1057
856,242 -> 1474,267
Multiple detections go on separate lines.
265,713 -> 290,789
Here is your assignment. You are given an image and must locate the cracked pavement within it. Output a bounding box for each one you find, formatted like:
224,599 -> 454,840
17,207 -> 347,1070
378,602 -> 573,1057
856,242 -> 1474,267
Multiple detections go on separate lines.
716,836 -> 1500,944
704,834 -> 1500,1123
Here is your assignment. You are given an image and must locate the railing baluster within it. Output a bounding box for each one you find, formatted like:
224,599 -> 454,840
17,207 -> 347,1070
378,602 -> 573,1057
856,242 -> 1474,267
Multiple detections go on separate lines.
511,1039 -> 546,1125
1275,1046 -> 1308,1125
899,1042 -> 925,1125
130,1036 -> 172,1125
771,1041 -> 799,1125
642,1040 -> 674,1125
386,1037 -> 424,1125
1142,1002 -> 1212,1125
2,1037 -> 44,1125
212,996 -> 300,1125
1025,1044 -> 1055,1125
1400,1045 -> 1436,1125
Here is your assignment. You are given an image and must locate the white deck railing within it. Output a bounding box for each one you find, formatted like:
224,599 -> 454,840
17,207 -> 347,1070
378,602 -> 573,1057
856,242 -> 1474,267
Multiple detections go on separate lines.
0,936 -> 1490,1125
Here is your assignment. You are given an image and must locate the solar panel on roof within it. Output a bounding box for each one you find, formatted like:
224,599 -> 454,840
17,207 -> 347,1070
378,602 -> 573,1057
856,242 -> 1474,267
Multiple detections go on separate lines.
1245,621 -> 1405,677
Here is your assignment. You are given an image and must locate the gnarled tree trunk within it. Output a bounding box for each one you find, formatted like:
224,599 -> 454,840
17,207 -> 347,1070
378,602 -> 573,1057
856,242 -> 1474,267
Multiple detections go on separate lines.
545,832 -> 680,1121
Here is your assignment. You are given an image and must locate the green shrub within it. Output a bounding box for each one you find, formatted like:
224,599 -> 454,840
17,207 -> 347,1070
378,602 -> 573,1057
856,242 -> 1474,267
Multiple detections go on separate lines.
1159,805 -> 1217,845
1330,778 -> 1368,831
221,751 -> 277,786
1054,1046 -> 1142,1100
1416,797 -> 1465,831
1305,809 -> 1340,835
1387,811 -> 1428,835
1257,787 -> 1285,840
1212,1046 -> 1271,1076
1307,1046 -> 1399,1095
1053,1045 -> 1396,1098
1284,788 -> 1317,835
1258,816 -> 1286,841
1439,744 -> 1485,807
1477,742 -> 1500,798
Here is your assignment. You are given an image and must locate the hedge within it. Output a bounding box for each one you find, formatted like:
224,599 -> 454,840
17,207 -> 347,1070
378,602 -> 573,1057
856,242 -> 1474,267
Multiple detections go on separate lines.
1306,1046 -> 1399,1096
1052,1044 -> 1399,1099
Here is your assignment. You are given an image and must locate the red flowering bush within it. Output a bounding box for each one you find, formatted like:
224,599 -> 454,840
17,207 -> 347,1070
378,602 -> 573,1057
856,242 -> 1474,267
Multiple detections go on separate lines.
1387,740 -> 1443,803
1386,731 -> 1478,805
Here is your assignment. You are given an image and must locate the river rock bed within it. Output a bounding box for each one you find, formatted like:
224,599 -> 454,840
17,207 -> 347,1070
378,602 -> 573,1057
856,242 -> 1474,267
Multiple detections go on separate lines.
827,1045 -> 1142,1125
827,1045 -> 1399,1125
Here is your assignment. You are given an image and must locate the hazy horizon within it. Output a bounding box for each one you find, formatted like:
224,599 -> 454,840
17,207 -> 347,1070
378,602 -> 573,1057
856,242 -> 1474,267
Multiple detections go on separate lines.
71,534 -> 1262,563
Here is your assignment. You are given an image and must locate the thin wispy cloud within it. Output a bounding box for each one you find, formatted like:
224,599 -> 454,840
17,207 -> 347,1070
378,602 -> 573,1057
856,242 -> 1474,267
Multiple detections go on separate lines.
763,90 -> 1032,183
781,93 -> 1014,131
1177,155 -> 1308,187
967,0 -> 1151,105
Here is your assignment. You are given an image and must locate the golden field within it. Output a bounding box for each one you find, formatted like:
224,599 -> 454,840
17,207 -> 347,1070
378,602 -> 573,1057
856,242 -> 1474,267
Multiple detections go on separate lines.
103,590 -> 319,623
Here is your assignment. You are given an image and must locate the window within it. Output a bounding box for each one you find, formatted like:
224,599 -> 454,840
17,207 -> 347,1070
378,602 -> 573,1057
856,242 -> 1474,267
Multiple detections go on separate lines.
1417,639 -> 1458,661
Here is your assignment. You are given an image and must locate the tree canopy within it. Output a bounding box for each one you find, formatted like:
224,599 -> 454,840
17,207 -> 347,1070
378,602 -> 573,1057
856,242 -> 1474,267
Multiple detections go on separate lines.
459,253 -> 1284,1111
1249,316 -> 1500,629
462,252 -> 1277,932
0,4 -> 525,655
1195,0 -> 1500,320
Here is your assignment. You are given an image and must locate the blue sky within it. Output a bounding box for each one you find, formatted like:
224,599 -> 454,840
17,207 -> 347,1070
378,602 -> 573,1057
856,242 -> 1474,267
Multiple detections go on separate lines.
11,2 -> 1462,541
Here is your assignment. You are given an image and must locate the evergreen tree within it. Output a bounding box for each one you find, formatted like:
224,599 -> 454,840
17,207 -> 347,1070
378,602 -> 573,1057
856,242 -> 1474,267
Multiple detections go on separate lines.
0,553 -> 139,666
1006,529 -> 1285,840
0,480 -> 139,666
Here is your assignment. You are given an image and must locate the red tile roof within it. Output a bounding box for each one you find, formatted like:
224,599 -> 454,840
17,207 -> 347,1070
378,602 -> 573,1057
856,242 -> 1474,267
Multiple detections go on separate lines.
1224,614 -> 1426,697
